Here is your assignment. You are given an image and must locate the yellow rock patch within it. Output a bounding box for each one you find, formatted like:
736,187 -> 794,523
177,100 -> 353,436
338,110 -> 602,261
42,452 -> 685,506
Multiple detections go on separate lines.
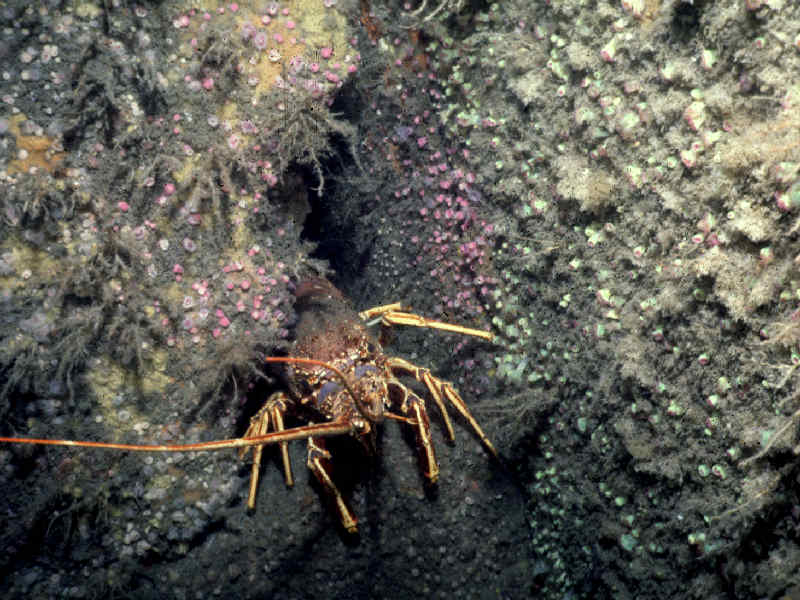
6,114 -> 66,175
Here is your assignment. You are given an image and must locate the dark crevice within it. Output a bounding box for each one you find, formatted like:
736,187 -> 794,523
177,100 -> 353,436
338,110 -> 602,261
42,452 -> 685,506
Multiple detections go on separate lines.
670,0 -> 708,43
299,89 -> 367,292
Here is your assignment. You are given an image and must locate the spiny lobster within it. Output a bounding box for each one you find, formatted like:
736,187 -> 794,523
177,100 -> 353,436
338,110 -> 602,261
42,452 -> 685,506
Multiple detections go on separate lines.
0,278 -> 498,533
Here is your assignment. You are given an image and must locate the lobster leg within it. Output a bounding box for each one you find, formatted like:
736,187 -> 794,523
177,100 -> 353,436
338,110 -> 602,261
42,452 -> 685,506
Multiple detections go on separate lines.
239,392 -> 293,509
387,356 -> 498,460
358,304 -> 494,342
389,380 -> 439,484
358,302 -> 405,321
306,437 -> 358,533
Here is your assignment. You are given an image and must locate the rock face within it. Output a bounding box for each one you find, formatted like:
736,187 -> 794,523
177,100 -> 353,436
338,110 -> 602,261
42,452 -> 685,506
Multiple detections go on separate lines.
5,0 -> 800,598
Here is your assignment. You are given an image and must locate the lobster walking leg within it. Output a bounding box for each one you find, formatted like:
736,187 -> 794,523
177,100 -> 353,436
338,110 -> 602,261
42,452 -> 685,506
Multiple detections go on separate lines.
239,393 -> 293,509
387,356 -> 498,460
358,304 -> 494,341
389,380 -> 439,483
306,437 -> 358,533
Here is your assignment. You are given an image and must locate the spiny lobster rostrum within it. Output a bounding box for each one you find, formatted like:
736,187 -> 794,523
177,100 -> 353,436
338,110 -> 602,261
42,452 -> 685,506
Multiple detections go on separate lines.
0,278 -> 498,533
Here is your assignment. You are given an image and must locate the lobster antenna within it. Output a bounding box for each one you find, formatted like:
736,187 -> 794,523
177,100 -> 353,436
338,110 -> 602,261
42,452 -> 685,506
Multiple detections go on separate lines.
0,357 -> 363,453
0,356 -> 366,452
0,421 -> 352,452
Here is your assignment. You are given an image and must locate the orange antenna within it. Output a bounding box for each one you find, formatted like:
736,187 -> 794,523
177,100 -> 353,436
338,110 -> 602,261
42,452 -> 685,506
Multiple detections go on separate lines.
0,356 -> 371,454
0,420 -> 352,453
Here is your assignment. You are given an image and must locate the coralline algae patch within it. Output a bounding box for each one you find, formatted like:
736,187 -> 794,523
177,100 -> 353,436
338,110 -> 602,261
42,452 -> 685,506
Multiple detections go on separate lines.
170,1 -> 356,104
